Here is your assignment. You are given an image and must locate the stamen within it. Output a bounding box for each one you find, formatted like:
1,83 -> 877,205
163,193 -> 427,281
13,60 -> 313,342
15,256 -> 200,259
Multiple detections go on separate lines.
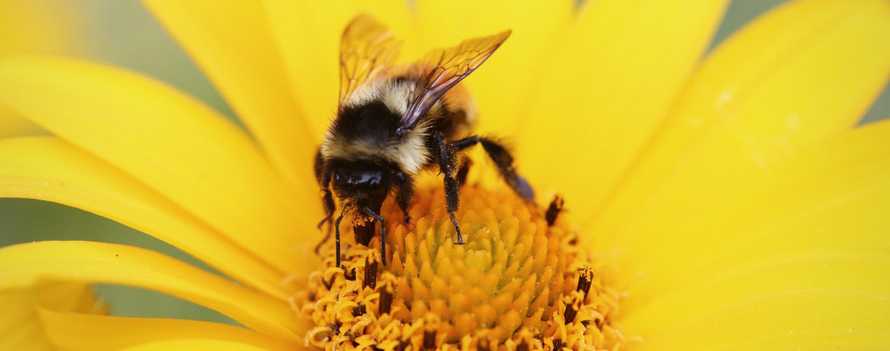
296,186 -> 624,350
545,195 -> 564,227
363,258 -> 378,289
577,267 -> 594,299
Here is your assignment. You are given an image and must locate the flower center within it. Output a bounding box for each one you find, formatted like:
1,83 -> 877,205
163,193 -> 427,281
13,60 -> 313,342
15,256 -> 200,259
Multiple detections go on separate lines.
295,186 -> 624,350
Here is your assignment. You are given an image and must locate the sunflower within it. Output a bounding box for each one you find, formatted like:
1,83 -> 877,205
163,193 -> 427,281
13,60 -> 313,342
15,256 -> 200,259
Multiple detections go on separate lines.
1,0 -> 889,350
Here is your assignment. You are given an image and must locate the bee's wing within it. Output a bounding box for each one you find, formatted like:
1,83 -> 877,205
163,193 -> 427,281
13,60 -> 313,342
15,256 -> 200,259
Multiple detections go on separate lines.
339,14 -> 401,105
398,30 -> 511,135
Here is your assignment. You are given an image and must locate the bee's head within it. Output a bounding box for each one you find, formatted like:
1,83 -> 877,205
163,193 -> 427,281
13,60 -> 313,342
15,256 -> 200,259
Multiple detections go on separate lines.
328,158 -> 393,212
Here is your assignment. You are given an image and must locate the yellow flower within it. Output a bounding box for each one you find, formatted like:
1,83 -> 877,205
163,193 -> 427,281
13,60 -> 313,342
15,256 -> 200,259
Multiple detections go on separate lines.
1,0 -> 888,350
0,0 -> 83,56
0,0 -> 84,138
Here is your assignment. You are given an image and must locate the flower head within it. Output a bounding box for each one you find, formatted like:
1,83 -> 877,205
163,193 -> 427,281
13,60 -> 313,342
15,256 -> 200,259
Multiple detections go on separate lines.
1,1 -> 888,350
301,187 -> 623,350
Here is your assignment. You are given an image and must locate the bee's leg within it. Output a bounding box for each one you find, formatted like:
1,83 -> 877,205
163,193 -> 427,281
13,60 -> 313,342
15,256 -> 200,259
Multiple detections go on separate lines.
314,155 -> 337,254
334,210 -> 347,268
313,187 -> 336,254
319,187 -> 335,228
477,137 -> 535,201
314,147 -> 325,184
456,157 -> 473,187
393,172 -> 414,224
315,149 -> 333,230
449,135 -> 535,201
362,207 -> 387,265
433,132 -> 465,244
451,135 -> 480,151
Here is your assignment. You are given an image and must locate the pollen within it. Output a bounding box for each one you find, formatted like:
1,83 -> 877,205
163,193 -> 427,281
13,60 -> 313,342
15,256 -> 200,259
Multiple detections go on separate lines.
294,186 -> 624,350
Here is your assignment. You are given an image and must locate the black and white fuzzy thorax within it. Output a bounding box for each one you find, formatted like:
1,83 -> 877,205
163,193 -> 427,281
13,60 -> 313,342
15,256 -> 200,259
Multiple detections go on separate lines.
321,77 -> 475,175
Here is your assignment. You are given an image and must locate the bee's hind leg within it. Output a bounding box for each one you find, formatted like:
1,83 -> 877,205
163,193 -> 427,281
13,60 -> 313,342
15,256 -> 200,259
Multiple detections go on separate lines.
450,135 -> 535,202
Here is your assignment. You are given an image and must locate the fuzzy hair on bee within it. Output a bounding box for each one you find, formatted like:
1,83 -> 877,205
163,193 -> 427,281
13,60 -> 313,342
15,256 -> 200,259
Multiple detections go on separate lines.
322,78 -> 430,175
315,14 -> 535,267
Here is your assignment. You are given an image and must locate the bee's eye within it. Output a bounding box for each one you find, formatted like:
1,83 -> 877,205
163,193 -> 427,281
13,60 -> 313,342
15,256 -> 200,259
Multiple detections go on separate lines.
351,171 -> 382,186
359,172 -> 383,186
334,168 -> 384,187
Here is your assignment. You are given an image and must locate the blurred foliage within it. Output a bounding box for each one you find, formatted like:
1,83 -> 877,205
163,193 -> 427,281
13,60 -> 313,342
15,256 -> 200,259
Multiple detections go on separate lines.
1,0 -> 886,323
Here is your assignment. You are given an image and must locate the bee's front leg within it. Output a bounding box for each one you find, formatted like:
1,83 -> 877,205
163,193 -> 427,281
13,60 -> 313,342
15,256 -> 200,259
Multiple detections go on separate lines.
393,171 -> 414,225
334,210 -> 347,268
456,157 -> 473,187
362,207 -> 388,265
432,132 -> 464,244
314,157 -> 337,255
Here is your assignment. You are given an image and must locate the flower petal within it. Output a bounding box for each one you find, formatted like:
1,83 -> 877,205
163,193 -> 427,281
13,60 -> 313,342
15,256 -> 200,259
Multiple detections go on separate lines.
122,339 -> 274,351
0,56 -> 318,273
0,0 -> 83,56
264,0 -> 415,138
626,252 -> 890,350
37,293 -> 295,351
622,121 -> 890,292
1,282 -> 102,351
414,0 -> 573,134
0,241 -> 307,340
613,121 -> 890,341
2,281 -> 294,351
0,136 -> 289,300
517,0 -> 728,215
0,108 -> 40,138
591,0 -> 890,240
143,0 -> 317,190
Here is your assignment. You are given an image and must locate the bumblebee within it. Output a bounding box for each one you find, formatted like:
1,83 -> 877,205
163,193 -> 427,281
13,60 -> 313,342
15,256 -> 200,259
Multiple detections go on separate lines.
316,15 -> 535,267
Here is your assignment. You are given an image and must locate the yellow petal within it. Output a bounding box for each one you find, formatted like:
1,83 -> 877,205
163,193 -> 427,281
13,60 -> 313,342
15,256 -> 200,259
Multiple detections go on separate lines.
592,0 -> 890,242
0,136 -> 289,300
264,0 -> 415,138
414,0 -> 573,135
0,107 -> 41,138
122,339 -> 274,351
613,121 -> 890,345
518,0 -> 728,215
1,282 -> 102,351
1,281 -> 293,351
39,317 -> 294,351
0,56 -> 317,273
0,241 -> 307,340
627,252 -> 890,350
0,0 -> 83,56
38,291 -> 295,351
666,293 -> 890,350
594,122 -> 890,314
606,119 -> 890,306
143,1 -> 317,191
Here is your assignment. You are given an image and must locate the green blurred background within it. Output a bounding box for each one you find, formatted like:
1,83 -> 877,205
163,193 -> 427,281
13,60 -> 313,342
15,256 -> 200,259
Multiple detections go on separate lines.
1,0 -> 887,324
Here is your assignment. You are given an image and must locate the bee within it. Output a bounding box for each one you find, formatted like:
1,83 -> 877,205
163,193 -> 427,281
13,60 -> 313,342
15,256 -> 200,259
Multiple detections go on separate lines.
315,15 -> 535,267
